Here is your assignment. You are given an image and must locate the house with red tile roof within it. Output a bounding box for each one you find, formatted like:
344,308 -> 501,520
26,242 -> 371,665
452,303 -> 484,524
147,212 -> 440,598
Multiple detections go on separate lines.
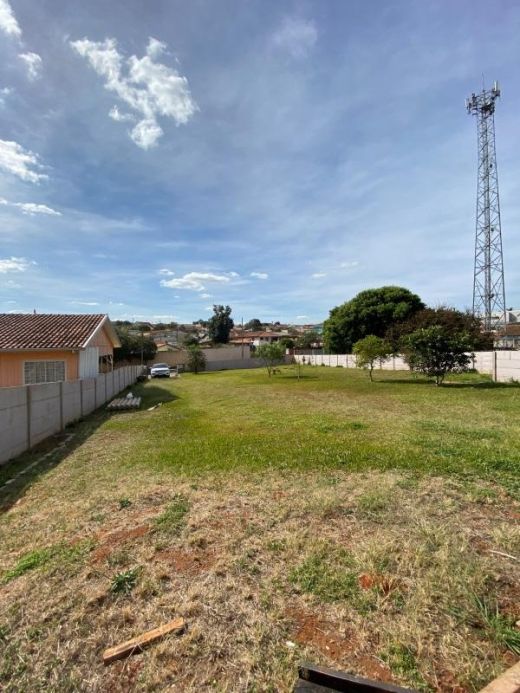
0,314 -> 121,387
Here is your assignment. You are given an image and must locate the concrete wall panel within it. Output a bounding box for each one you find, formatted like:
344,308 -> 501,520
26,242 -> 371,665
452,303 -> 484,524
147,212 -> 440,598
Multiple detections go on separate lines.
0,366 -> 143,465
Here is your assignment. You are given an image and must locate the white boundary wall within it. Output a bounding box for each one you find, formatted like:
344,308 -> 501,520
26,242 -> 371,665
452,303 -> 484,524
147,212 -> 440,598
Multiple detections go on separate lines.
0,365 -> 143,465
294,351 -> 520,383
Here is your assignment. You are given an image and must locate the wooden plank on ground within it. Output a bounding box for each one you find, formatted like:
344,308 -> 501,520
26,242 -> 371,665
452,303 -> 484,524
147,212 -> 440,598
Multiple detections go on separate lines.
295,664 -> 416,693
478,661 -> 520,693
103,617 -> 186,665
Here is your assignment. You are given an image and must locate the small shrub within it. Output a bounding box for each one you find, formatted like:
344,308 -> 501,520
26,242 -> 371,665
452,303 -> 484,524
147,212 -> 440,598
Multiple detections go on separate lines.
118,498 -> 132,509
110,567 -> 140,595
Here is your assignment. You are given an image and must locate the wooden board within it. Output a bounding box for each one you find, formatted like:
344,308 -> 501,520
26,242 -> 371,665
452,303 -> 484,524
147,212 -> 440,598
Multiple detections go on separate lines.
103,617 -> 185,665
295,664 -> 416,693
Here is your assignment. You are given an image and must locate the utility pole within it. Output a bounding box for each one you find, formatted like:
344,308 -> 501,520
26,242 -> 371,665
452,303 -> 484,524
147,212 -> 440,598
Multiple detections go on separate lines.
466,81 -> 506,332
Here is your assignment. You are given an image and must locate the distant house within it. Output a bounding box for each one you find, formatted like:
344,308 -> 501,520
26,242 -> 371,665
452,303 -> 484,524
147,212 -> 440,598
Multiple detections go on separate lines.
0,313 -> 121,387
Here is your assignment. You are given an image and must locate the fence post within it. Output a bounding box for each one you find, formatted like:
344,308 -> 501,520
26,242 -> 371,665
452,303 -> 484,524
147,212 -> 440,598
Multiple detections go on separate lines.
94,377 -> 97,409
59,381 -> 64,431
80,379 -> 84,417
493,351 -> 497,382
26,386 -> 32,450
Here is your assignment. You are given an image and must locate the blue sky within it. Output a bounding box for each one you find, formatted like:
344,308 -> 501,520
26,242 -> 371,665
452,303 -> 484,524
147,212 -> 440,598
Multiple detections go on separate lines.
0,0 -> 519,324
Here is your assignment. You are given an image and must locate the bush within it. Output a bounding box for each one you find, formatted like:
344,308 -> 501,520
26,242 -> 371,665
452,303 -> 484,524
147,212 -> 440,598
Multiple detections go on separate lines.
401,326 -> 473,386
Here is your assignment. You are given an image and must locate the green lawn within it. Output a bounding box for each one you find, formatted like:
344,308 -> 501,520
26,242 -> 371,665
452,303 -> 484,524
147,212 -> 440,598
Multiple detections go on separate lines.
0,366 -> 519,692
109,366 -> 519,492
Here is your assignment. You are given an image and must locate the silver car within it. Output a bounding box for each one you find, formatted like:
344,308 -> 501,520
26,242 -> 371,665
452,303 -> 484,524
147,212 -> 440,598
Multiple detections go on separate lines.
150,363 -> 171,378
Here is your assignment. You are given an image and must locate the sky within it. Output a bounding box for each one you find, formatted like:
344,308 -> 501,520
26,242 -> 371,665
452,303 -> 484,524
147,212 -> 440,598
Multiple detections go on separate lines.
0,0 -> 519,325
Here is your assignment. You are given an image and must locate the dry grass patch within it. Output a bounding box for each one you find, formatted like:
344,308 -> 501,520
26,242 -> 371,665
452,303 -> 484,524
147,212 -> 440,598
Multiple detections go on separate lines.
1,464 -> 518,692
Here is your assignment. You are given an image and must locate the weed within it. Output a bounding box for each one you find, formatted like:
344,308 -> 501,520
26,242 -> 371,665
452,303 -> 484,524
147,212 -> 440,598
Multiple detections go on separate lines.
1,541 -> 94,584
290,546 -> 361,604
110,567 -> 140,595
266,539 -> 286,553
118,497 -> 132,509
357,489 -> 391,515
474,596 -> 520,655
382,643 -> 429,690
108,548 -> 131,568
154,494 -> 190,535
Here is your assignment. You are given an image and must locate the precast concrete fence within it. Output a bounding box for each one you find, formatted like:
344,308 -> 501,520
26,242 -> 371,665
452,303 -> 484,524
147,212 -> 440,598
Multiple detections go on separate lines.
0,365 -> 143,465
293,351 -> 520,383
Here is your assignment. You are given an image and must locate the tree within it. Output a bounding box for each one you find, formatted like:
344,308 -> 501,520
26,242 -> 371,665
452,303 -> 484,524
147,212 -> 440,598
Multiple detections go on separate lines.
353,335 -> 392,382
186,344 -> 207,374
114,328 -> 157,363
296,330 -> 320,349
245,318 -> 263,331
323,286 -> 424,354
280,336 -> 295,349
401,325 -> 473,386
386,305 -> 493,351
208,305 -> 234,344
183,334 -> 199,347
254,342 -> 285,376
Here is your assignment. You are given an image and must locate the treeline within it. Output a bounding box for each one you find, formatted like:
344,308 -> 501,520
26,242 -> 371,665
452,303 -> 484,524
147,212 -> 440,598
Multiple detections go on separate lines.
323,286 -> 492,353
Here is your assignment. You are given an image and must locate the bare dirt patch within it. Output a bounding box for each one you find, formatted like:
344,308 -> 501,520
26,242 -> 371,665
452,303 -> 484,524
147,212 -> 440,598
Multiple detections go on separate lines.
91,525 -> 150,563
153,547 -> 216,576
287,605 -> 394,682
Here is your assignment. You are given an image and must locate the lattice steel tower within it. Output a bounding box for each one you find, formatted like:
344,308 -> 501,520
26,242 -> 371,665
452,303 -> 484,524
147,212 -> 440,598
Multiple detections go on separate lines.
466,81 -> 506,332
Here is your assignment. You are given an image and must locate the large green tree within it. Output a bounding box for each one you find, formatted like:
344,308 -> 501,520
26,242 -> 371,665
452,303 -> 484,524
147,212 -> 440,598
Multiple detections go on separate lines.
386,305 -> 493,351
323,286 -> 424,354
245,318 -> 263,331
208,305 -> 234,344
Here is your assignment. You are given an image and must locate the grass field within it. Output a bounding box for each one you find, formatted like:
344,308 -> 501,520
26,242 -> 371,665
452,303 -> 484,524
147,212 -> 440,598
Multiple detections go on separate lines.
0,366 -> 519,691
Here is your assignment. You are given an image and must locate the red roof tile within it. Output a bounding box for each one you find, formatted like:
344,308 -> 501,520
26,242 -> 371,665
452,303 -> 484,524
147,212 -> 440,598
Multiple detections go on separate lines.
0,313 -> 110,350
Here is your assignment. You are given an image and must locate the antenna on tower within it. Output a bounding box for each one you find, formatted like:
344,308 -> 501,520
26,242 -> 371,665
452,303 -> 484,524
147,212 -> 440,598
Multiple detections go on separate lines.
466,81 -> 506,333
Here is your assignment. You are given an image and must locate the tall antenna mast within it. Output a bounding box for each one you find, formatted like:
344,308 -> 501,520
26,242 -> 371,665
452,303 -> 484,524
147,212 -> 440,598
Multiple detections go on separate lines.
466,81 -> 506,332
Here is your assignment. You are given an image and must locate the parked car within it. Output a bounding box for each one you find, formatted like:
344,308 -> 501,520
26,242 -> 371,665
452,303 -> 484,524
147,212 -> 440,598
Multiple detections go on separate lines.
150,363 -> 171,378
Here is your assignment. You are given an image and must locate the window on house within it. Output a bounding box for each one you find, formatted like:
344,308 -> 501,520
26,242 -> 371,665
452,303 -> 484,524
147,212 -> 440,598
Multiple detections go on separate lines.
24,361 -> 65,385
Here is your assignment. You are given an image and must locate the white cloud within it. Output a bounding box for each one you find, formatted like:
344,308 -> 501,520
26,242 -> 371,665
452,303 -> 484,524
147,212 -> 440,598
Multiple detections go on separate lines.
311,272 -> 327,278
0,256 -> 36,273
109,105 -> 135,122
19,52 -> 42,80
0,198 -> 61,216
0,140 -> 48,183
160,271 -> 235,292
158,268 -> 174,276
200,293 -> 212,298
0,0 -> 21,38
340,261 -> 359,268
146,37 -> 167,60
272,17 -> 317,58
250,271 -> 268,279
296,315 -> 308,320
4,279 -> 21,288
0,86 -> 12,107
70,36 -> 197,149
70,301 -> 99,306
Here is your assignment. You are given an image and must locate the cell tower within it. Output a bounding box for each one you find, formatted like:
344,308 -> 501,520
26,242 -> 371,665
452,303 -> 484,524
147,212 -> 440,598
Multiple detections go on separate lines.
466,81 -> 506,332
